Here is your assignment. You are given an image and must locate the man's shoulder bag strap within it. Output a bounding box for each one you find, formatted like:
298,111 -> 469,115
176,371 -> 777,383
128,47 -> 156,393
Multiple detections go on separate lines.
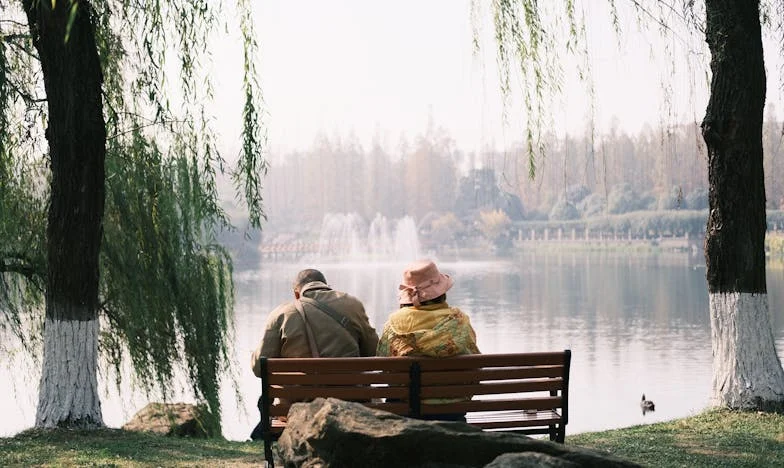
299,296 -> 351,330
294,299 -> 320,358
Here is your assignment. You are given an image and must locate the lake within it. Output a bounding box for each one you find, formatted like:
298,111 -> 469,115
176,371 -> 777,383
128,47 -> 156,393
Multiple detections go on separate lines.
2,250 -> 784,441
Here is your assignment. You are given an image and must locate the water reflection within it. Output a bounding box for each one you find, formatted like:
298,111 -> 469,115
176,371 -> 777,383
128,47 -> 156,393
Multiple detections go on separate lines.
2,252 -> 784,440
440,253 -> 714,434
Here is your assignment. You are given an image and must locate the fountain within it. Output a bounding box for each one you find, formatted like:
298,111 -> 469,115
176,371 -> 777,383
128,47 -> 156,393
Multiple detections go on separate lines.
393,216 -> 420,260
317,213 -> 365,259
316,212 -> 420,263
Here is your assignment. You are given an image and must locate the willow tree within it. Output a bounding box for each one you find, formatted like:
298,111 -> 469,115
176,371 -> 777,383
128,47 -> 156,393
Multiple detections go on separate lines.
485,0 -> 784,409
0,0 -> 266,429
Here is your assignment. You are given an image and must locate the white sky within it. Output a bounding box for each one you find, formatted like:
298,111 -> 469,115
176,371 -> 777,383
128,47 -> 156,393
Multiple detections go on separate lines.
210,0 -> 783,158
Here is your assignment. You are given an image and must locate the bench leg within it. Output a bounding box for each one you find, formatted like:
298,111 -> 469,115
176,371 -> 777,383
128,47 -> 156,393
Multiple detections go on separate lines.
264,436 -> 274,467
548,425 -> 557,442
556,424 -> 565,444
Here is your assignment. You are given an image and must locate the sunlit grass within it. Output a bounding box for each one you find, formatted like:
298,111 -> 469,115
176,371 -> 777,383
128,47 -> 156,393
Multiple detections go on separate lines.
570,409 -> 784,468
2,409 -> 783,467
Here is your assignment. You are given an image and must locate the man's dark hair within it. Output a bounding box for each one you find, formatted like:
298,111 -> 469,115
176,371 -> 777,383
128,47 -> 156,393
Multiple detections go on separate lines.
293,269 -> 327,290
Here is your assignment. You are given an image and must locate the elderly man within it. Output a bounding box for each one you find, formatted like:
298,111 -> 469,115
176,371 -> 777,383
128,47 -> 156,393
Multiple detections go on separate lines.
251,269 -> 378,377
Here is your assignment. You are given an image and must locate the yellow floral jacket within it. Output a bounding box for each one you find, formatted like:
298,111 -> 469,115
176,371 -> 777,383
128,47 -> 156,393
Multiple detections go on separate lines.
376,303 -> 480,357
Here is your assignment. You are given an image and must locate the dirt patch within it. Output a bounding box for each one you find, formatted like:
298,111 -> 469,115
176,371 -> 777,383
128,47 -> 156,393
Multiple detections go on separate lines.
684,447 -> 742,458
675,434 -> 741,459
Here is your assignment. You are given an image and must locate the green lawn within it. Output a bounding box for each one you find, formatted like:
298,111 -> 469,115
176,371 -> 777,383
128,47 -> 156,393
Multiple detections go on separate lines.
0,428 -> 263,467
1,409 -> 782,467
569,409 -> 784,467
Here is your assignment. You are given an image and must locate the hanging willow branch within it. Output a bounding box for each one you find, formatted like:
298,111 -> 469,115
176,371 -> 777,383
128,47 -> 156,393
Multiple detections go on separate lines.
476,0 -> 577,179
0,0 -> 267,427
477,0 -> 706,180
234,0 -> 269,229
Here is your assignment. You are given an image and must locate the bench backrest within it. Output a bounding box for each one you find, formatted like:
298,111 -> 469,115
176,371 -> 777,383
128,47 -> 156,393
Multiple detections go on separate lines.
261,356 -> 415,418
413,352 -> 570,428
259,350 -> 571,431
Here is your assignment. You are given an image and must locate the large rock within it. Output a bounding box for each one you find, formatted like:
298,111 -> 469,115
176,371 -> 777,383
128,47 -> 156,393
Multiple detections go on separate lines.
122,402 -> 220,438
276,398 -> 640,468
485,452 -> 579,468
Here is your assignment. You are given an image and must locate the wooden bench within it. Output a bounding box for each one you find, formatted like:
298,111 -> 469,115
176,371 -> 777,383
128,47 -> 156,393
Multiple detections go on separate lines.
254,350 -> 571,465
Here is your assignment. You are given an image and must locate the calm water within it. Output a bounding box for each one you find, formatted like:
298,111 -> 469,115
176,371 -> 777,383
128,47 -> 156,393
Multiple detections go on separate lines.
3,251 -> 784,440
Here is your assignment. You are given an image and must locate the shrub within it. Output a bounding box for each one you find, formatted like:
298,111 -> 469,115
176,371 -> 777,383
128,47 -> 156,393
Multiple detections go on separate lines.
685,188 -> 708,210
768,233 -> 784,259
549,197 -> 580,221
769,211 -> 784,230
578,193 -> 606,217
430,212 -> 463,244
499,192 -> 525,221
566,184 -> 591,204
657,186 -> 685,210
607,183 -> 642,214
640,191 -> 658,210
479,210 -> 512,247
524,209 -> 549,221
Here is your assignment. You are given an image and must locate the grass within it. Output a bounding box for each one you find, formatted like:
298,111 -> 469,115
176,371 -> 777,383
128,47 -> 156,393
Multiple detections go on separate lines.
1,409 -> 782,467
0,428 -> 264,467
569,409 -> 784,467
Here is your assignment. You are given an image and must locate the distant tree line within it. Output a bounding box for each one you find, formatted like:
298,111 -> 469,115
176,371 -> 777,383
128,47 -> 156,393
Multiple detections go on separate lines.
261,115 -> 784,235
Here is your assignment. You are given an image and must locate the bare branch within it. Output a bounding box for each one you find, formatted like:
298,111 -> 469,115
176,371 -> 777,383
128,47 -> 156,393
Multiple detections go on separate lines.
0,20 -> 28,29
2,33 -> 31,42
4,37 -> 40,61
0,262 -> 38,277
0,250 -> 45,293
6,79 -> 46,104
107,118 -> 186,141
0,257 -> 43,278
625,0 -> 690,43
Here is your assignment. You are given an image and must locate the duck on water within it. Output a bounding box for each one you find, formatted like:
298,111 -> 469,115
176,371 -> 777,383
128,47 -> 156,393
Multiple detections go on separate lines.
641,394 -> 655,415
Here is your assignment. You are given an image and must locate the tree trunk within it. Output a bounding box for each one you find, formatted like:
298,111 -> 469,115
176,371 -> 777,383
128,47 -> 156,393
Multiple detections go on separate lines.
23,0 -> 106,428
702,0 -> 784,409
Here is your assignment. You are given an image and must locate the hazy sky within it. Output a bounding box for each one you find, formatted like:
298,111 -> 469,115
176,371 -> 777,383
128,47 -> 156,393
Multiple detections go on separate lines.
211,1 -> 783,157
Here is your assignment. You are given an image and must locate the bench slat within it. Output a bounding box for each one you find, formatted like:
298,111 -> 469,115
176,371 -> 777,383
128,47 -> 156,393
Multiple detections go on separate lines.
468,409 -> 561,427
471,421 -> 562,430
470,418 -> 562,429
268,401 -> 410,418
420,378 -> 563,398
362,401 -> 411,415
268,414 -> 561,431
420,396 -> 562,414
416,353 -> 568,370
420,366 -> 563,384
270,385 -> 409,400
267,357 -> 412,373
269,372 -> 410,385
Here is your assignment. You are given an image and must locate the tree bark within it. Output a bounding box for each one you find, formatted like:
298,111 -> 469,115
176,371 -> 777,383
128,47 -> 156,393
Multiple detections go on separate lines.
702,0 -> 784,409
23,0 -> 106,427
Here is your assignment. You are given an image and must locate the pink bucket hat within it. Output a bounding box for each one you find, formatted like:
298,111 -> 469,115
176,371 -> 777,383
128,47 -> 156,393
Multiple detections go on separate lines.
398,259 -> 454,307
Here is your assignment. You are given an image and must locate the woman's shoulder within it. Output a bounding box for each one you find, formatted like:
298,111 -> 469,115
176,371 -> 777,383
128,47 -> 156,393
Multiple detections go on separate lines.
444,305 -> 470,317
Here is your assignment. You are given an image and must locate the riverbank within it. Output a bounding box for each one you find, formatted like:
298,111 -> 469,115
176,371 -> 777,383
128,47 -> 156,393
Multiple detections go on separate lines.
1,409 -> 781,467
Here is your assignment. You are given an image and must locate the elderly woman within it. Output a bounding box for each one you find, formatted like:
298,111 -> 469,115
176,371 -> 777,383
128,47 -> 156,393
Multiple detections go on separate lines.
377,259 -> 480,359
377,259 -> 480,422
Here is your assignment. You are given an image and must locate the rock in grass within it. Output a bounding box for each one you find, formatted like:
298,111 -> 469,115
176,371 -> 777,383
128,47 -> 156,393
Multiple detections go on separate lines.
276,398 -> 640,468
485,452 -> 579,467
122,402 -> 220,438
